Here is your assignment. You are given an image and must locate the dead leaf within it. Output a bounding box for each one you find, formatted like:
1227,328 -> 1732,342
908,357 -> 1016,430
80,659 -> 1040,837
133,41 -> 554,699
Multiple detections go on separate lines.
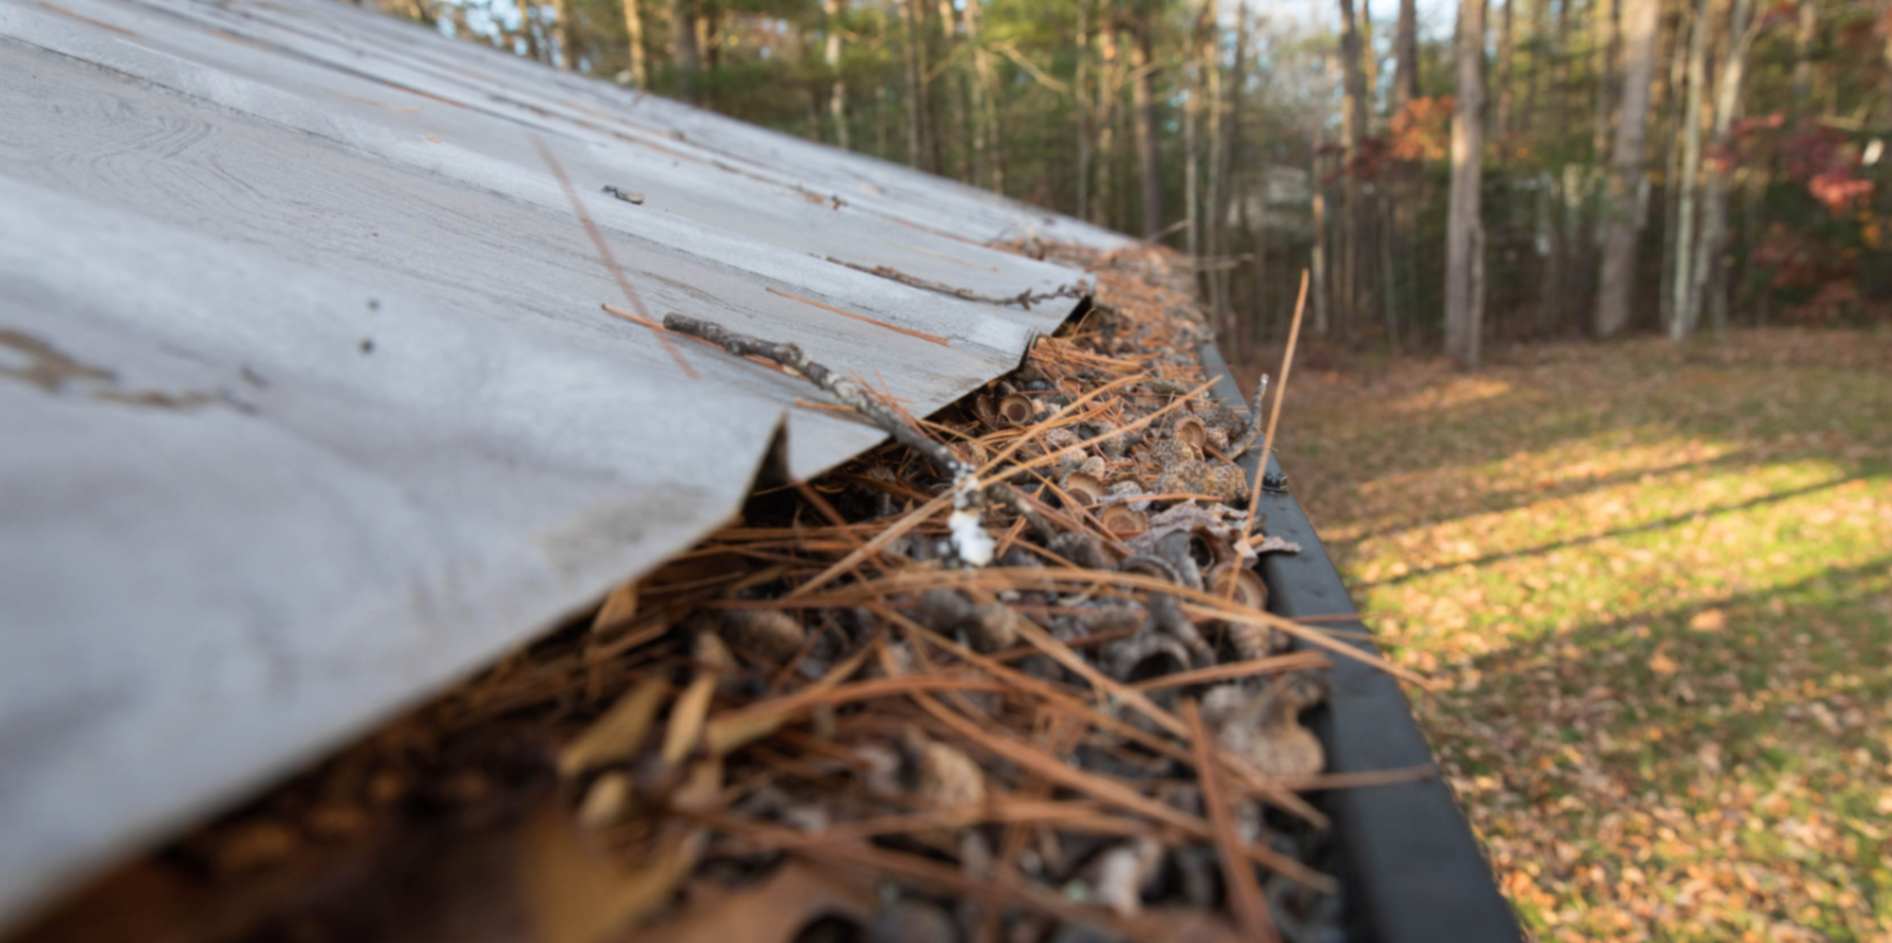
519,806 -> 704,943
559,675 -> 670,776
593,582 -> 639,634
634,862 -> 875,943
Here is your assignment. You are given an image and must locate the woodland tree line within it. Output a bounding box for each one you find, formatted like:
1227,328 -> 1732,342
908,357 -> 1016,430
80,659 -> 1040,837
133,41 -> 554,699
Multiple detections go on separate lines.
387,0 -> 1892,367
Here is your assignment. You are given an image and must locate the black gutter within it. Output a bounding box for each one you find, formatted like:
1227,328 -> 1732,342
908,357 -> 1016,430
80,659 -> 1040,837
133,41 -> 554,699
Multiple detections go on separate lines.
1197,342 -> 1524,943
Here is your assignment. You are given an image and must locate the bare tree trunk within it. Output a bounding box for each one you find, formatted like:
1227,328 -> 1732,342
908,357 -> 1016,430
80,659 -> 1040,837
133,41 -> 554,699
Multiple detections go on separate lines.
698,4 -> 721,107
1391,0 -> 1421,343
1445,0 -> 1486,366
1095,22 -> 1120,229
1311,125 -> 1332,337
1668,0 -> 1714,338
1592,0 -> 1619,163
1337,0 -> 1370,335
1361,0 -> 1381,112
1683,0 -> 1755,339
1076,0 -> 1094,220
824,0 -> 850,150
1184,4 -> 1205,275
621,0 -> 647,86
1521,0 -> 1550,135
1394,0 -> 1420,109
964,0 -> 1004,192
1129,19 -> 1164,239
1211,0 -> 1244,337
1594,0 -> 1661,337
512,0 -> 542,63
1791,0 -> 1815,104
900,0 -> 927,170
671,0 -> 701,99
937,0 -> 969,181
1496,0 -> 1514,137
551,0 -> 577,70
1539,170 -> 1564,333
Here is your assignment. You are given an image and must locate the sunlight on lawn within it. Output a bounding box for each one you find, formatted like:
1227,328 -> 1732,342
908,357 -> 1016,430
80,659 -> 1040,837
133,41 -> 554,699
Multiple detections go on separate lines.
1279,331 -> 1892,941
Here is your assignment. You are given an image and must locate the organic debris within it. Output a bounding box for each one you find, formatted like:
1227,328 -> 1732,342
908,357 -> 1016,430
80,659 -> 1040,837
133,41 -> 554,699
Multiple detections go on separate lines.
18,245 -> 1421,943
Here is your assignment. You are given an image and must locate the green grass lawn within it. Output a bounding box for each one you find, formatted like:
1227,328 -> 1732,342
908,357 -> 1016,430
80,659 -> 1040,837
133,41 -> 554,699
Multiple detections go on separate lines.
1274,328 -> 1892,941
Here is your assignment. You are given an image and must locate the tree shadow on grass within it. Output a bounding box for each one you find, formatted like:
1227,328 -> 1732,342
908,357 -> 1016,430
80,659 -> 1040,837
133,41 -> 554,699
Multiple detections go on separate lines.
1351,472 -> 1868,591
1430,556 -> 1892,937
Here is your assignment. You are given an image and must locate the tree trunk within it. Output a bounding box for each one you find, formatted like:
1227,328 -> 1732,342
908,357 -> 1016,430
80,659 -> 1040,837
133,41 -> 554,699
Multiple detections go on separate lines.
1683,0 -> 1755,339
900,0 -> 928,170
824,0 -> 850,150
964,0 -> 1004,192
937,0 -> 969,181
1311,124 -> 1332,337
1129,19 -> 1164,239
1495,0 -> 1514,137
1361,0 -> 1381,115
1592,0 -> 1618,164
1521,0 -> 1550,135
551,0 -> 577,70
1184,71 -> 1201,262
622,0 -> 648,86
671,0 -> 701,99
1212,0 -> 1245,337
1667,0 -> 1714,338
1095,21 -> 1120,229
1594,0 -> 1661,337
1394,0 -> 1420,109
514,0 -> 543,63
1444,0 -> 1486,366
1790,0 -> 1815,104
1337,0 -> 1371,335
1076,0 -> 1094,220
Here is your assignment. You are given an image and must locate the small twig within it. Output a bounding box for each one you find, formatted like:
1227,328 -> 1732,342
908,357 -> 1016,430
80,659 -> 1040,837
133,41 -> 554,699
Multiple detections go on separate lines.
1184,700 -> 1280,942
1236,269 -> 1309,570
663,313 -> 1031,566
601,185 -> 645,205
662,314 -> 969,480
1228,374 -> 1270,456
825,256 -> 1084,310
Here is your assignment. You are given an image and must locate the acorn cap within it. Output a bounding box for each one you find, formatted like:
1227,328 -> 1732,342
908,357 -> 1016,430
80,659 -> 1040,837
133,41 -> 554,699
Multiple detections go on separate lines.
995,392 -> 1035,427
1172,414 -> 1207,451
1060,470 -> 1108,507
1206,561 -> 1268,610
1098,505 -> 1149,539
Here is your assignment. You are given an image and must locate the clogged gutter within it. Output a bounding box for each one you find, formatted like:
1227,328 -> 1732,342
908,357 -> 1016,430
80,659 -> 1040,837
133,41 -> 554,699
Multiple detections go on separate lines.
20,245 -> 1426,943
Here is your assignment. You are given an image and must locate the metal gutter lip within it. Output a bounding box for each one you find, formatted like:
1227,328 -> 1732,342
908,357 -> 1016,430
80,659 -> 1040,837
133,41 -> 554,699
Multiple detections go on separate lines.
1197,341 -> 1524,943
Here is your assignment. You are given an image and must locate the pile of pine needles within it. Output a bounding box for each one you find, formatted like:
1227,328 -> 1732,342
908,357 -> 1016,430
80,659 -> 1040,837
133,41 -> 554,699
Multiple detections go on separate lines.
21,245 -> 1427,943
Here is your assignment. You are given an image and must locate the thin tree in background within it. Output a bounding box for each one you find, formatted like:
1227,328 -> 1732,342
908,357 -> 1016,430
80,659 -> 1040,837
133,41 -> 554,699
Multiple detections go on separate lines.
1094,16 -> 1120,229
900,0 -> 928,170
1336,0 -> 1370,334
1394,0 -> 1420,108
824,0 -> 849,150
622,0 -> 648,86
965,0 -> 1004,192
1668,0 -> 1715,338
1495,0 -> 1515,136
1595,0 -> 1661,337
1679,0 -> 1757,338
672,0 -> 701,99
1444,0 -> 1486,366
1130,11 -> 1165,238
1076,0 -> 1095,220
552,0 -> 577,69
